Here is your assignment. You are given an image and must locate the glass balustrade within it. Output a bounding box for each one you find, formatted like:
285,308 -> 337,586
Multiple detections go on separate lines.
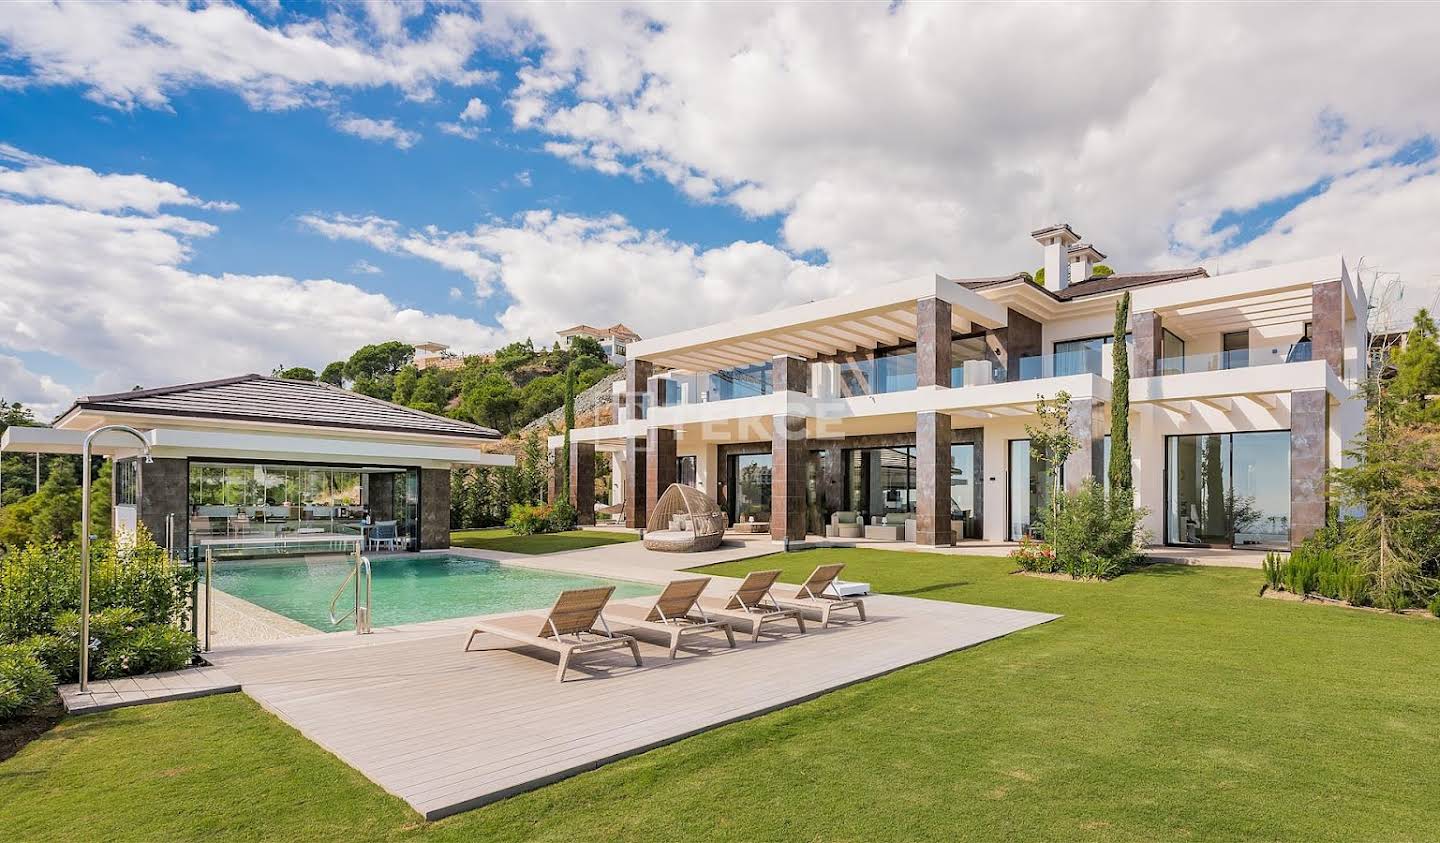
1158,341 -> 1312,375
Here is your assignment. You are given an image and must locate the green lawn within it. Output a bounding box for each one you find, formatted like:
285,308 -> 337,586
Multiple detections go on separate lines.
3,549 -> 1437,842
448,527 -> 637,555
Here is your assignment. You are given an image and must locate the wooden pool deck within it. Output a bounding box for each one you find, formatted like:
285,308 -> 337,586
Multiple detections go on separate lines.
204,537 -> 1057,819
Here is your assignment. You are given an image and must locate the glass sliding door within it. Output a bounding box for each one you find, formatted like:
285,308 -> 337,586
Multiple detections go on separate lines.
1166,432 -> 1290,548
1008,440 -> 1054,540
950,443 -> 977,539
729,453 -> 772,524
1166,435 -> 1230,546
845,446 -> 916,518
1230,432 -> 1291,548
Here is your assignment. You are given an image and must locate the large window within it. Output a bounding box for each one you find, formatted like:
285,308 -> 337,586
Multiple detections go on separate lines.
1165,432 -> 1290,549
728,453 -> 772,523
1054,334 -> 1133,377
846,446 -> 916,516
1160,329 -> 1186,376
188,462 -> 416,553
951,335 -> 997,386
115,458 -> 138,506
676,455 -> 697,487
1222,330 -> 1250,370
705,363 -> 772,401
838,344 -> 917,396
1008,440 -> 1058,540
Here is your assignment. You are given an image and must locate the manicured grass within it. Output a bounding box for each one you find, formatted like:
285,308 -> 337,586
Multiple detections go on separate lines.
3,549 -> 1437,841
448,527 -> 637,554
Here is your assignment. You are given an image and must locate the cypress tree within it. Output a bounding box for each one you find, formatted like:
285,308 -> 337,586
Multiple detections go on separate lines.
559,362 -> 578,502
1108,293 -> 1133,516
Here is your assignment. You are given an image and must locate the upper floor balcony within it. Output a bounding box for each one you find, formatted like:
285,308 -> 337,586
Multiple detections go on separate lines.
597,253 -> 1366,429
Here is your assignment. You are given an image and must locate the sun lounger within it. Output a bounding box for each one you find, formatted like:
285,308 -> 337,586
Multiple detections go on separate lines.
603,577 -> 736,659
691,569 -> 805,642
464,586 -> 642,682
770,563 -> 867,628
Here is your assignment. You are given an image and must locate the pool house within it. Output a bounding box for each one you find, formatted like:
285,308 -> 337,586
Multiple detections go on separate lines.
0,374 -> 511,556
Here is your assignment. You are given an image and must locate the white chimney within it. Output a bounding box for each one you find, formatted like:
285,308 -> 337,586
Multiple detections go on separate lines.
1068,243 -> 1106,285
1031,223 -> 1081,292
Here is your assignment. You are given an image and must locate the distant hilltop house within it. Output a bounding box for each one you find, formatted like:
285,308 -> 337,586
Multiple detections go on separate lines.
557,323 -> 642,365
413,342 -> 465,372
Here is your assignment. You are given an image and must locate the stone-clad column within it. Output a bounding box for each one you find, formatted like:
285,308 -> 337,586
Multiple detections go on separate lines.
771,355 -> 810,394
420,468 -> 451,549
1311,280 -> 1344,378
624,434 -> 647,528
987,308 -> 1043,382
1063,398 -> 1106,491
1132,311 -> 1163,377
569,441 -> 595,525
646,427 -> 677,521
548,448 -> 563,503
625,358 -> 653,420
770,415 -> 807,543
916,297 -> 953,388
916,411 -> 953,546
1290,389 -> 1329,545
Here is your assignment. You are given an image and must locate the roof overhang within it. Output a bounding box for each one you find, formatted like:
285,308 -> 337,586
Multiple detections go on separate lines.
1,425 -> 514,469
627,274 -> 1007,371
1132,255 -> 1349,336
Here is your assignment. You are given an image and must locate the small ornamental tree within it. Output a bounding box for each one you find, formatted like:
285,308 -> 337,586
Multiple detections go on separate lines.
1108,293 -> 1134,538
1026,390 -> 1077,547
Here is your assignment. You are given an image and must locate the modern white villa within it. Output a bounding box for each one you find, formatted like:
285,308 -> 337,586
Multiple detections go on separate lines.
551,224 -> 1366,551
0,374 -> 511,556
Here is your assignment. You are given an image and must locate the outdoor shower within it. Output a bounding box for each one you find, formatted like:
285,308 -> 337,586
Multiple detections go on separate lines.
78,424 -> 152,693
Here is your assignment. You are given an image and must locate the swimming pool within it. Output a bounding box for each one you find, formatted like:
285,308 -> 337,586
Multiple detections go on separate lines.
210,554 -> 659,631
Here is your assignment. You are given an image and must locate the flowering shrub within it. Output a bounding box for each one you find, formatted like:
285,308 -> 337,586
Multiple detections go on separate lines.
1010,537 -> 1060,574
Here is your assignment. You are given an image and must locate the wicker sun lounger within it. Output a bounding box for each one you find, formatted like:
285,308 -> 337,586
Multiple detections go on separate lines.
604,577 -> 736,659
691,569 -> 805,642
464,586 -> 642,682
770,563 -> 867,628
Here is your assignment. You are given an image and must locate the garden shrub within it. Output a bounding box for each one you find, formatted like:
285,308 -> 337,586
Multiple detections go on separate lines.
16,633 -> 74,684
1037,480 -> 1146,579
1275,542 -> 1371,605
506,502 -> 580,535
506,503 -> 553,535
0,647 -> 53,722
1262,552 -> 1284,590
1429,593 -> 1440,618
95,624 -> 195,679
547,500 -> 578,532
1009,537 -> 1059,574
0,528 -> 194,641
1071,552 -> 1122,580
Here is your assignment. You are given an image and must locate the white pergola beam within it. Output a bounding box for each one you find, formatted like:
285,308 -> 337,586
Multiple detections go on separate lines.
1193,396 -> 1234,412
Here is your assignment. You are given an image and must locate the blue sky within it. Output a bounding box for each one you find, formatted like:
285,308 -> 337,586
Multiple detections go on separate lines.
0,2 -> 1437,415
1,65 -> 776,323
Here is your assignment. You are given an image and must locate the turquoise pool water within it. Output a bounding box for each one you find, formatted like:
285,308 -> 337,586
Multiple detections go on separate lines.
211,554 -> 659,631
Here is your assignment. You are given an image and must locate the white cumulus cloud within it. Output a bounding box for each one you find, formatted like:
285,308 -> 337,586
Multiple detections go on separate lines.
331,115 -> 420,149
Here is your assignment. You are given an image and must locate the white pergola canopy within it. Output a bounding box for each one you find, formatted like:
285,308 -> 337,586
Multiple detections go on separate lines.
627,274 -> 1007,371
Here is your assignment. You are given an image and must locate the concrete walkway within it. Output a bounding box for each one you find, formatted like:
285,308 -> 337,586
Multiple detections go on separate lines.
60,666 -> 239,714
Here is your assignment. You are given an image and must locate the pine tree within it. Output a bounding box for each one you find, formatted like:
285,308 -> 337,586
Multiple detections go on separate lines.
1390,309 -> 1440,423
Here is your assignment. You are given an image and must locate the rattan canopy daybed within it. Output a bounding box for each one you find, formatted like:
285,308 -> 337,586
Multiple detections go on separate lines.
643,483 -> 726,552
